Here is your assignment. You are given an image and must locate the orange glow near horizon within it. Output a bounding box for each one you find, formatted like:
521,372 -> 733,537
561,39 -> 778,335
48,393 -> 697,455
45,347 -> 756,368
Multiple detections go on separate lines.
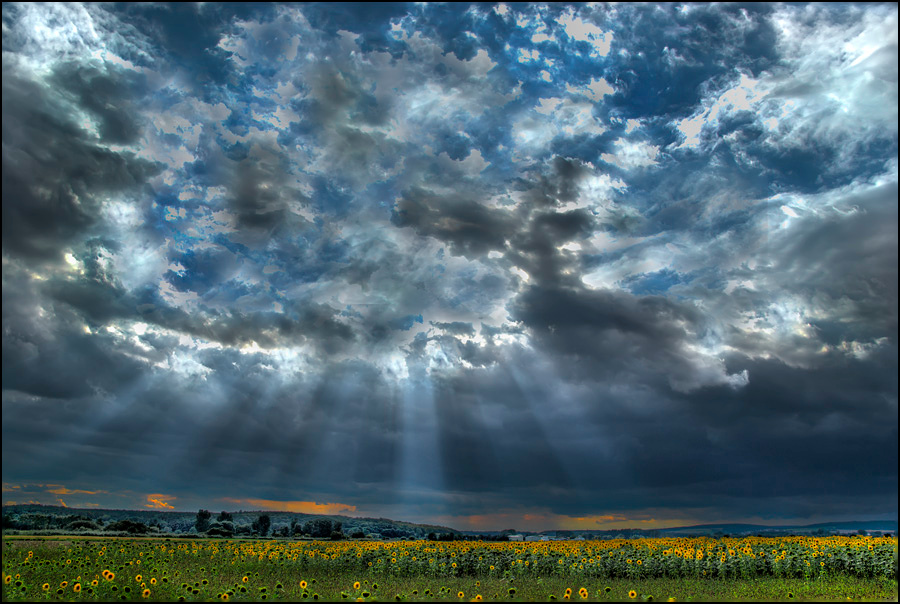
221,497 -> 357,515
46,485 -> 106,496
431,511 -> 707,532
145,494 -> 177,509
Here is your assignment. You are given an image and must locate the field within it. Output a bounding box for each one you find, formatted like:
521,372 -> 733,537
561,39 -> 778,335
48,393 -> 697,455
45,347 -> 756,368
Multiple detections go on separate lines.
3,535 -> 897,601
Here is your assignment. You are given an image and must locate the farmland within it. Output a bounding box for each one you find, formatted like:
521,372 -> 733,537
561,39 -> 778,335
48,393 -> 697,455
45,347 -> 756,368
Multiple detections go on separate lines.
2,535 -> 897,601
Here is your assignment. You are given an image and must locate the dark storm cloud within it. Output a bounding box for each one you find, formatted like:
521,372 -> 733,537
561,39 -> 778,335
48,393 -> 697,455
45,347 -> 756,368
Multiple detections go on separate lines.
44,270 -> 356,355
1,61 -> 161,260
669,181 -> 899,371
298,62 -> 391,130
395,342 -> 894,520
224,145 -> 295,230
49,61 -> 146,144
1,266 -> 146,399
520,156 -> 594,207
767,184 -> 898,335
391,187 -> 517,259
1,349 -> 405,504
509,283 -> 731,394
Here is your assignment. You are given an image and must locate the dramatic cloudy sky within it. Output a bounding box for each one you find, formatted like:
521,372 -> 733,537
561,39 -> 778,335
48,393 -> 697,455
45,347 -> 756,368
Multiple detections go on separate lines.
2,3 -> 897,531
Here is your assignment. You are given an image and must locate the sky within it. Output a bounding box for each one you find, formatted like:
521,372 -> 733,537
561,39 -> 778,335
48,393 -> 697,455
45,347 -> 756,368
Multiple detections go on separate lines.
1,2 -> 897,532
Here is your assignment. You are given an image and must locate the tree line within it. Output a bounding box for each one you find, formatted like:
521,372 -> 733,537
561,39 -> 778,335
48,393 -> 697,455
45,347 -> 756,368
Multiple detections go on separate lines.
1,505 -> 463,540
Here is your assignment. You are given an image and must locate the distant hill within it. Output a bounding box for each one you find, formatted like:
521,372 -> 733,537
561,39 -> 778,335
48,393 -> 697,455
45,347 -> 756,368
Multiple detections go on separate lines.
460,519 -> 897,539
655,520 -> 897,535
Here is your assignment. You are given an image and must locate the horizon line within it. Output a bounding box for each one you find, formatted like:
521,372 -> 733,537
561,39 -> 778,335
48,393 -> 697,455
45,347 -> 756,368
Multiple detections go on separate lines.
3,503 -> 897,533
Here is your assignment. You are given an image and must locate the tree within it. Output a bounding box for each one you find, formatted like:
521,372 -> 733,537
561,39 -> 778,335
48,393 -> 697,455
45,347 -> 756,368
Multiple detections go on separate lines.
106,520 -> 150,534
302,518 -> 334,538
196,509 -> 212,533
216,511 -> 233,523
252,514 -> 271,537
207,521 -> 234,538
66,519 -> 101,531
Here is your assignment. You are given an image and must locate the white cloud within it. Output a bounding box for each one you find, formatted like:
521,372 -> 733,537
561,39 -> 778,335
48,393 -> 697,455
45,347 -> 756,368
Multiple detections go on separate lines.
566,77 -> 614,101
601,139 -> 660,170
557,9 -> 613,56
513,98 -> 605,156
673,73 -> 770,149
517,48 -> 540,63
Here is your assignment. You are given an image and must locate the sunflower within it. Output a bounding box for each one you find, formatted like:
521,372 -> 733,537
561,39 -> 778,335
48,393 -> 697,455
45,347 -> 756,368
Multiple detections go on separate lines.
142,589 -> 151,599
629,590 -> 638,599
42,583 -> 50,591
243,576 -> 249,583
300,581 -> 308,589
74,584 -> 82,593
3,576 -> 10,585
135,575 -> 142,583
458,591 -> 465,598
354,582 -> 361,590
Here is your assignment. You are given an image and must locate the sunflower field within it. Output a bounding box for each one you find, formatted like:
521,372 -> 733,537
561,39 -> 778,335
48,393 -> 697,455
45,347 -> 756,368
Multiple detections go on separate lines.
3,535 -> 897,601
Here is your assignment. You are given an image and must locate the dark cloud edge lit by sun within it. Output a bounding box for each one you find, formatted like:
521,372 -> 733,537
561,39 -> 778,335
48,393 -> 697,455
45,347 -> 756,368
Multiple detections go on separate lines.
1,2 -> 897,532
